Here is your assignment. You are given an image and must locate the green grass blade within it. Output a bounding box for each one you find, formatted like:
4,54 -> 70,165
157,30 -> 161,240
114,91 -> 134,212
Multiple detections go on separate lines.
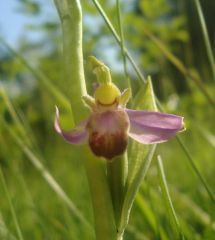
144,185 -> 203,239
176,136 -> 215,203
0,214 -> 17,240
193,0 -> 215,81
135,193 -> 157,233
91,0 -> 146,83
170,186 -> 215,231
157,155 -> 184,240
126,225 -> 150,240
0,88 -> 30,146
0,168 -> 24,240
116,0 -> 130,89
135,192 -> 168,240
199,129 -> 215,148
0,87 -> 42,154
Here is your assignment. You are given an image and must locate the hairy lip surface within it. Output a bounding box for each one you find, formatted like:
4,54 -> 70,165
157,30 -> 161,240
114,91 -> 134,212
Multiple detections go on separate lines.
86,110 -> 129,159
88,131 -> 128,159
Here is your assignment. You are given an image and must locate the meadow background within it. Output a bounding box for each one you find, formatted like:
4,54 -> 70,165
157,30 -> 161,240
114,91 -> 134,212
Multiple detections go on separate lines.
0,0 -> 215,239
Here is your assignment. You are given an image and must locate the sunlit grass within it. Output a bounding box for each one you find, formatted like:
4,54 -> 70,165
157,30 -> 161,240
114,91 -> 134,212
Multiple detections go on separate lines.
0,0 -> 215,239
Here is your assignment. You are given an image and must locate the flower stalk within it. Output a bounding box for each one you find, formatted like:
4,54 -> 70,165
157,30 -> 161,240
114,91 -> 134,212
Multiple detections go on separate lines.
107,153 -> 128,227
54,0 -> 87,121
54,0 -> 118,239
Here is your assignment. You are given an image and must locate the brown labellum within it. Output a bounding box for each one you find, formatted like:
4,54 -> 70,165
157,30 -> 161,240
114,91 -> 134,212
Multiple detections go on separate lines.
86,110 -> 129,160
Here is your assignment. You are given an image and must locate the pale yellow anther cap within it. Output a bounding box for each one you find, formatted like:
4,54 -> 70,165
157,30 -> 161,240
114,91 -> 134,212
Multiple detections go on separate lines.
94,83 -> 121,105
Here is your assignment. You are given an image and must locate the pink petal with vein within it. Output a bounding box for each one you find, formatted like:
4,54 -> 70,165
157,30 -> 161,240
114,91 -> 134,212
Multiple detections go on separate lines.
126,109 -> 184,144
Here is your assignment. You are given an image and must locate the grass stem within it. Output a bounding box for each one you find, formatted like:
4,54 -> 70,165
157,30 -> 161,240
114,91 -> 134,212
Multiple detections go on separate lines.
0,168 -> 24,240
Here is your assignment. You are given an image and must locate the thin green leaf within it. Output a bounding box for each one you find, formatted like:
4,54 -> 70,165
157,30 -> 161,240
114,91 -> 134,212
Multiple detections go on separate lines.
176,136 -> 215,203
143,185 -> 198,239
118,145 -> 156,237
91,0 -> 146,84
126,225 -> 150,240
157,155 -> 184,240
199,129 -> 215,148
116,0 -> 131,89
170,186 -> 215,231
0,214 -> 17,240
135,192 -> 169,240
0,168 -> 24,240
135,193 -> 157,232
193,0 -> 215,82
0,88 -> 31,146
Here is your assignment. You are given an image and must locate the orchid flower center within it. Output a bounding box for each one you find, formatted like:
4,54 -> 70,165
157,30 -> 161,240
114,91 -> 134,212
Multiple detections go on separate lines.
94,83 -> 121,106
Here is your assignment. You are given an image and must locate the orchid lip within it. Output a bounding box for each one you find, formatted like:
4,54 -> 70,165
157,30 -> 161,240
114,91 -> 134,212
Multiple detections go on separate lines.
86,110 -> 129,159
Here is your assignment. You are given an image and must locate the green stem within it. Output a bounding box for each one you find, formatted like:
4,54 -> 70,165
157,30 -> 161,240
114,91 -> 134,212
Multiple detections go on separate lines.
92,0 -> 146,84
107,154 -> 128,227
84,147 -> 117,240
54,1 -> 118,239
157,155 -> 184,240
0,167 -> 24,240
193,0 -> 215,82
54,0 -> 87,122
116,0 -> 131,89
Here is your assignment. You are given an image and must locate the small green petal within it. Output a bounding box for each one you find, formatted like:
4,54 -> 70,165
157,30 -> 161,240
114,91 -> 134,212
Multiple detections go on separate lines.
119,88 -> 131,106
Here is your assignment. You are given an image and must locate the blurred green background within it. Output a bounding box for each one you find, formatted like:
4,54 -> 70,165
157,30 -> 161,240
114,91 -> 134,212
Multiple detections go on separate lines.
0,0 -> 215,239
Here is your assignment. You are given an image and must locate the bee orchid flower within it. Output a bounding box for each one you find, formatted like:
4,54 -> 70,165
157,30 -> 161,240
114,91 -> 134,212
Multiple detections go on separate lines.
55,57 -> 184,160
